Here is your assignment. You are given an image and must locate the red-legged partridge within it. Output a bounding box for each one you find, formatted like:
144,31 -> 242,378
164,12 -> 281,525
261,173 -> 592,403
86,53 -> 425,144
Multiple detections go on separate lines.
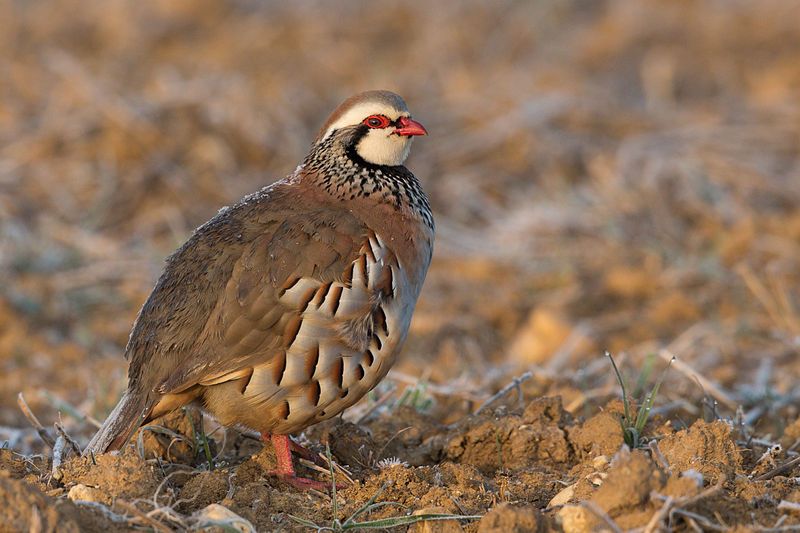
84,90 -> 434,489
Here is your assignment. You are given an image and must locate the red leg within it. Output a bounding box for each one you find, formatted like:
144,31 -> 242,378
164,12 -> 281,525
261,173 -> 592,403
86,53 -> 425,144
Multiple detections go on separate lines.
261,433 -> 322,463
263,433 -> 329,491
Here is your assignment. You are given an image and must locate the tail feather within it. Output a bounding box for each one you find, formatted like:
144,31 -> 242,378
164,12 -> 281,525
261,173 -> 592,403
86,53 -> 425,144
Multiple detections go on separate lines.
83,391 -> 154,456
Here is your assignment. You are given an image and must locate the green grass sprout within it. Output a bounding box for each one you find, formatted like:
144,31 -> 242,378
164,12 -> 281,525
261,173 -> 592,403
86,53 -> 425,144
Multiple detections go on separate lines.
607,351 -> 673,448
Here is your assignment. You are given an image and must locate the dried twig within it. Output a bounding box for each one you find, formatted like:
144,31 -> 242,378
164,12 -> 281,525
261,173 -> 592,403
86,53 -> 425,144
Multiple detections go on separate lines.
55,422 -> 82,455
474,371 -> 532,415
388,371 -> 481,400
152,467 -> 199,506
644,495 -> 674,533
669,508 -> 727,531
72,501 -> 131,523
658,350 -> 736,410
648,440 -> 671,474
144,503 -> 190,530
41,390 -> 103,429
653,481 -> 722,508
777,500 -> 800,513
320,451 -> 355,486
647,481 -> 723,531
17,393 -> 55,448
754,455 -> 800,481
51,435 -> 67,482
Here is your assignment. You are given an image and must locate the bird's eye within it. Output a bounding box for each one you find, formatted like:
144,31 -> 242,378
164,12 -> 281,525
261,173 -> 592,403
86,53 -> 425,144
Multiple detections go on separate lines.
363,115 -> 391,129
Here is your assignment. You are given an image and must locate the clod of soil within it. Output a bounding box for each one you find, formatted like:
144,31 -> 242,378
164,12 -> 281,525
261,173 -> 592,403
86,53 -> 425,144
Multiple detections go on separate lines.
659,419 -> 742,483
0,448 -> 30,479
781,416 -> 800,450
567,400 -> 625,458
137,408 -> 202,464
177,470 -> 232,513
592,447 -> 666,529
308,419 -> 376,476
445,397 -> 572,473
59,450 -> 160,505
593,448 -> 664,513
367,405 -> 448,467
340,462 -> 495,521
0,473 -> 114,532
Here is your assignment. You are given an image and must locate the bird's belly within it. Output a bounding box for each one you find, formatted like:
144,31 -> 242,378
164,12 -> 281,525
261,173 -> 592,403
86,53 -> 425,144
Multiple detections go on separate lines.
203,240 -> 420,435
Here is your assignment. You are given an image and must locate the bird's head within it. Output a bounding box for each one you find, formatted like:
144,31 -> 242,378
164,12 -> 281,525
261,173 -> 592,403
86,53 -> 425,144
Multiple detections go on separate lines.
315,90 -> 427,167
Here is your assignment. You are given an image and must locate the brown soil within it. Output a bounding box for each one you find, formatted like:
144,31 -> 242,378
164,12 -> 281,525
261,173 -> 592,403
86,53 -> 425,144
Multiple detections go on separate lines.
3,0 -> 800,531
5,396 -> 800,531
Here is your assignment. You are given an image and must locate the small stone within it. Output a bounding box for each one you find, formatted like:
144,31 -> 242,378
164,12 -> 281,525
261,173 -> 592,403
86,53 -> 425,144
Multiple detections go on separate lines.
478,503 -> 544,532
191,504 -> 256,533
547,483 -> 575,508
67,484 -> 105,503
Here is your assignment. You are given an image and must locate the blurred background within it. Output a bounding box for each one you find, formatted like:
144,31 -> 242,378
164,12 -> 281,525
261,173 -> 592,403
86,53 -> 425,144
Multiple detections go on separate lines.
1,0 -> 800,448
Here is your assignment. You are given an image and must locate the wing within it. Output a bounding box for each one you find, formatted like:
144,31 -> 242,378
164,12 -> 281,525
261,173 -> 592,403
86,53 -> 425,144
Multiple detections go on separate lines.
124,185 -> 371,399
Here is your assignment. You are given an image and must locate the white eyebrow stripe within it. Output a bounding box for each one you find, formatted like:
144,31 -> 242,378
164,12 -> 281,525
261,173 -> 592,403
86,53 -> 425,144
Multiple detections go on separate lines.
320,103 -> 409,141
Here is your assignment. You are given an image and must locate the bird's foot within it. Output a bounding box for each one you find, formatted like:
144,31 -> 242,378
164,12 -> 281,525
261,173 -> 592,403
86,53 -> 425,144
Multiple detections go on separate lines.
261,432 -> 323,465
265,433 -> 332,491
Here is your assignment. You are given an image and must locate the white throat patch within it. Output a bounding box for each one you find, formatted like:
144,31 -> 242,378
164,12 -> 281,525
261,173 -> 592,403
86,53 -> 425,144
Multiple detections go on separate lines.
320,102 -> 413,166
356,129 -> 413,166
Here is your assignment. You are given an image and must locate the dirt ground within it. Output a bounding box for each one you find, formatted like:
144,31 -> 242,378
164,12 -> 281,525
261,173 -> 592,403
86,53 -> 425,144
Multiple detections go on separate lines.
2,0 -> 800,531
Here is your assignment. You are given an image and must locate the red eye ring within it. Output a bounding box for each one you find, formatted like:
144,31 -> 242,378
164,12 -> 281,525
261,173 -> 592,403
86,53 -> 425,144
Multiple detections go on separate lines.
363,115 -> 391,129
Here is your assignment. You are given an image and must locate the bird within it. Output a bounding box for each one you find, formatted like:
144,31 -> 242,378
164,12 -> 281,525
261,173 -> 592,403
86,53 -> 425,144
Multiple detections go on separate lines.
83,90 -> 434,490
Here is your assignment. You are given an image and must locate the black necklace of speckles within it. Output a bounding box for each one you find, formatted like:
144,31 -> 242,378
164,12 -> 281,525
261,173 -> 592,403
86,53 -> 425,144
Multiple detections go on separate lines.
303,128 -> 434,230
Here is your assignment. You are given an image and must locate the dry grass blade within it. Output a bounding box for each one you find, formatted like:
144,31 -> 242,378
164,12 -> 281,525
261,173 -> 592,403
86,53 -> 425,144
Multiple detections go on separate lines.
669,508 -> 727,531
114,500 -> 173,533
337,513 -> 482,530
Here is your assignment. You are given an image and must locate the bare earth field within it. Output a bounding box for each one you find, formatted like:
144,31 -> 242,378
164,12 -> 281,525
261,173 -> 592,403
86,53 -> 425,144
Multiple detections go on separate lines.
2,1 -> 800,531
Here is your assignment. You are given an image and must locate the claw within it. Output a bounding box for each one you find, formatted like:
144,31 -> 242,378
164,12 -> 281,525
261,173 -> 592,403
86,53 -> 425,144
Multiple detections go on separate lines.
271,472 -> 331,491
